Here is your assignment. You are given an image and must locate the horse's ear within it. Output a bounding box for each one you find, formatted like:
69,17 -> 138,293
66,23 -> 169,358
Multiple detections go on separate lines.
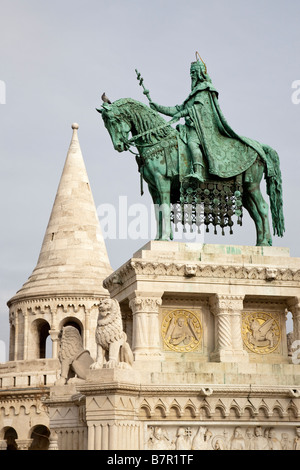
96,107 -> 102,114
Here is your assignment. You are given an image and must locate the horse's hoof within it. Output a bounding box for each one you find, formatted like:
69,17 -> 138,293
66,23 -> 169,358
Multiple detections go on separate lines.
256,240 -> 271,247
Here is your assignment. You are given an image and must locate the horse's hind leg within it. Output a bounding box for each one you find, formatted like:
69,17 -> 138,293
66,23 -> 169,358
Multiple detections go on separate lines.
149,181 -> 173,241
244,182 -> 272,246
243,190 -> 263,246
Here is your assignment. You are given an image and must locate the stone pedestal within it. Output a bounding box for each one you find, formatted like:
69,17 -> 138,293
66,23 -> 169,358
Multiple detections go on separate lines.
47,384 -> 88,450
104,242 -> 298,366
46,243 -> 300,450
47,369 -> 142,450
83,369 -> 141,450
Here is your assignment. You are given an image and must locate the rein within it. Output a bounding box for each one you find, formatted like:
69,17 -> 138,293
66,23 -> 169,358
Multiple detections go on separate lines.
115,108 -> 179,197
126,115 -> 179,145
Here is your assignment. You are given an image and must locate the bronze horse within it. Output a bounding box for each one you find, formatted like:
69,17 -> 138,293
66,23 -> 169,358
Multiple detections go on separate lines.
97,98 -> 284,246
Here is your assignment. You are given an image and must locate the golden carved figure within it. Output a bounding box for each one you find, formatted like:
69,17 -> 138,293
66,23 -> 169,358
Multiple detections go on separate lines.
162,309 -> 202,352
242,312 -> 281,354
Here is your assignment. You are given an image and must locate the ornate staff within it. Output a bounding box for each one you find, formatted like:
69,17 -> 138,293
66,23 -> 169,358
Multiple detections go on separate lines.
135,69 -> 152,103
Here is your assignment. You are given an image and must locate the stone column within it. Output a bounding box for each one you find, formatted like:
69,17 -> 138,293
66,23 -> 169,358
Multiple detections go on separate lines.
0,440 -> 7,451
288,298 -> 300,342
9,311 -> 15,361
87,424 -> 95,450
9,310 -> 19,361
87,421 -> 141,450
15,439 -> 33,450
48,432 -> 59,450
49,329 -> 60,359
23,309 -> 29,360
129,292 -> 164,360
84,306 -> 90,350
210,294 -> 248,363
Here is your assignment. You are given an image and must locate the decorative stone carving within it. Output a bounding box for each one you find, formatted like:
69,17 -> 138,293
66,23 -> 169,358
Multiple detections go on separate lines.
184,264 -> 197,277
15,439 -> 33,450
175,427 -> 193,450
55,326 -> 94,385
161,309 -> 202,352
266,268 -> 278,281
90,298 -> 133,370
192,426 -> 212,450
145,424 -> 300,450
103,259 -> 300,292
294,427 -> 300,450
242,312 -> 281,354
147,426 -> 173,450
129,296 -> 162,313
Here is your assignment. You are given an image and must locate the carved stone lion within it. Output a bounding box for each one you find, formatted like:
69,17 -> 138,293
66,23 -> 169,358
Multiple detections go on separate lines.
90,298 -> 133,369
55,325 -> 94,385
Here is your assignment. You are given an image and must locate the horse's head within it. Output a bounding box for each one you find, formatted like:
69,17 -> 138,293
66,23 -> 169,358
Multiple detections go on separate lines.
97,102 -> 131,152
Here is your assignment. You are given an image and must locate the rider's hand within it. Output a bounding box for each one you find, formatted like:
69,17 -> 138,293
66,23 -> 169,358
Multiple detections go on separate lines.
149,101 -> 157,110
172,112 -> 181,121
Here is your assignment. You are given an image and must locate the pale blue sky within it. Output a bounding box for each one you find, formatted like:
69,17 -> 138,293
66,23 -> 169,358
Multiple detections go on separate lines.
0,0 -> 299,357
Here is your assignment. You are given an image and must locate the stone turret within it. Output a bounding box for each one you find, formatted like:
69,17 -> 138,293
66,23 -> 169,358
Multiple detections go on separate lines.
7,123 -> 113,361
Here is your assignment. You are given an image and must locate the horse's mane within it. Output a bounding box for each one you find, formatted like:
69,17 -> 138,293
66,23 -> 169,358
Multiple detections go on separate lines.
111,98 -> 175,143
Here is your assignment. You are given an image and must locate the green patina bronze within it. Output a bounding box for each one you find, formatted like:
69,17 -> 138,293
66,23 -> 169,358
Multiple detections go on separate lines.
97,54 -> 285,246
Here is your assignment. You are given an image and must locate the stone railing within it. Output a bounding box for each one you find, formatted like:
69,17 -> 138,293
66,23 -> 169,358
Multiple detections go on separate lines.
0,358 -> 59,389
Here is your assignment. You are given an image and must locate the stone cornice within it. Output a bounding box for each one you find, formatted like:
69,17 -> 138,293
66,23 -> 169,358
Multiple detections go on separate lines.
76,381 -> 300,399
103,259 -> 300,291
0,387 -> 50,401
7,293 -> 110,308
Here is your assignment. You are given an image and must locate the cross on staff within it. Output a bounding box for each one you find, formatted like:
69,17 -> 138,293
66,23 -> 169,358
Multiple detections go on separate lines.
135,69 -> 152,103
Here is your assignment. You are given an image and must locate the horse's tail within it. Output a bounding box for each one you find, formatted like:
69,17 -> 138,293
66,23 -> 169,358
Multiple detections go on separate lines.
263,145 -> 285,238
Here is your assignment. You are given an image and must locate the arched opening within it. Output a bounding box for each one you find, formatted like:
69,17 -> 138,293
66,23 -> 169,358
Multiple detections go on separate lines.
286,310 -> 294,356
4,427 -> 18,450
29,425 -> 50,450
45,335 -> 52,359
31,319 -> 51,359
286,310 -> 293,334
60,317 -> 83,336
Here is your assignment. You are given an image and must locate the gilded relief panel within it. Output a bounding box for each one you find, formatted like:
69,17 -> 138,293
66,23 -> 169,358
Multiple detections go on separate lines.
161,308 -> 203,353
242,311 -> 282,356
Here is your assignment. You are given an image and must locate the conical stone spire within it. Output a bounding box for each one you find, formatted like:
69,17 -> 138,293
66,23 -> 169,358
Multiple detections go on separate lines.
10,123 -> 112,302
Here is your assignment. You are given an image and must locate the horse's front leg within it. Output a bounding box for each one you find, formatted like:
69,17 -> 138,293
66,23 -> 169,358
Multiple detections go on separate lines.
153,174 -> 172,241
148,185 -> 163,240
